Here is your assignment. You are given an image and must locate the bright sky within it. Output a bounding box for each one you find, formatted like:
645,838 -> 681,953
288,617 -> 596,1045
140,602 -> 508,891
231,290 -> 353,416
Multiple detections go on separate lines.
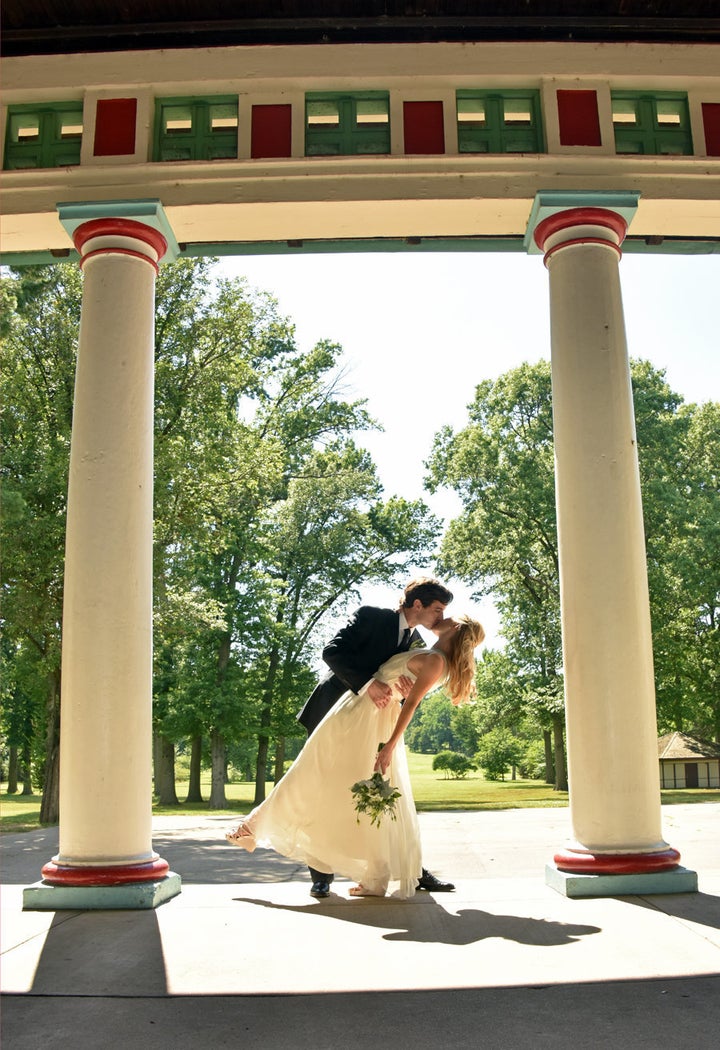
218,250 -> 720,648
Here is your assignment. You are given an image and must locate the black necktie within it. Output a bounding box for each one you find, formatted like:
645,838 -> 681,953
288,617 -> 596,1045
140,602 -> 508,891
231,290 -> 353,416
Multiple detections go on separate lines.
401,628 -> 411,650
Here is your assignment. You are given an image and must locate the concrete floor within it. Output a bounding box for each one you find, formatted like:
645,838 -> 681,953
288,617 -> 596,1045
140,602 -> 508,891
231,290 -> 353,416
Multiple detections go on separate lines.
2,804 -> 719,1048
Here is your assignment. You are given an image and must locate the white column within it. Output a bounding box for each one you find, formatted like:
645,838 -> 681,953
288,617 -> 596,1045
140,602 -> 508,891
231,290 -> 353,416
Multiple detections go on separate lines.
43,218 -> 169,886
534,207 -> 679,874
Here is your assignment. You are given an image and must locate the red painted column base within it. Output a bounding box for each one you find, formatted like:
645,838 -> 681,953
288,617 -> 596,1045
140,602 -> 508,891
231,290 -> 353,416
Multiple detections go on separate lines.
41,857 -> 170,886
554,847 -> 681,876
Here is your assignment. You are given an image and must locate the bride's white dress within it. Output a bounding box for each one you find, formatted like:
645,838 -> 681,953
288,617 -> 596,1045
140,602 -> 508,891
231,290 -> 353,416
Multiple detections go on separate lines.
228,648 -> 442,898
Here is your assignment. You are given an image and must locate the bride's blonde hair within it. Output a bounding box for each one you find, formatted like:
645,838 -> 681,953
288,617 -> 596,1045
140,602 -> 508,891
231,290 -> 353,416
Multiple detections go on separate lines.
444,614 -> 485,706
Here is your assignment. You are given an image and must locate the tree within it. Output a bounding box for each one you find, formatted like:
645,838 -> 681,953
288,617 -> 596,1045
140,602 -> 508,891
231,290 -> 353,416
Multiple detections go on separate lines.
432,751 -> 476,779
450,703 -> 479,757
1,266 -> 80,819
248,441 -> 440,804
634,383 -> 720,739
474,649 -> 561,785
404,692 -> 454,753
426,362 -> 567,780
0,257 -> 451,815
475,728 -> 524,781
150,260 -> 294,805
146,260 -> 440,806
426,359 -> 720,776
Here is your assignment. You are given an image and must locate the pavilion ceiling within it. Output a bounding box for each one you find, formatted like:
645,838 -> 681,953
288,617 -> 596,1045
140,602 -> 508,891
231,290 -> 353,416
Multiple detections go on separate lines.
2,1 -> 720,56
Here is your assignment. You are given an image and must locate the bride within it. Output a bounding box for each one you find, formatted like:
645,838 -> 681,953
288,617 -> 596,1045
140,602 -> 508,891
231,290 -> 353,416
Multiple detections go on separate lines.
226,614 -> 484,898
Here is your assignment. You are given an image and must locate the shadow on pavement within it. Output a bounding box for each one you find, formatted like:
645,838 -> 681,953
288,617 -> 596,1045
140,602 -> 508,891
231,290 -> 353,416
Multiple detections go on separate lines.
623,890 -> 720,931
152,833 -> 305,883
30,910 -> 168,996
232,892 -> 602,946
7,977 -> 720,1050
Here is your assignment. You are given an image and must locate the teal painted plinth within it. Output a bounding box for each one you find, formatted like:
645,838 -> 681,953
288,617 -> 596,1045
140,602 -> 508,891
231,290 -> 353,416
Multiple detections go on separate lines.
545,863 -> 698,899
22,872 -> 182,911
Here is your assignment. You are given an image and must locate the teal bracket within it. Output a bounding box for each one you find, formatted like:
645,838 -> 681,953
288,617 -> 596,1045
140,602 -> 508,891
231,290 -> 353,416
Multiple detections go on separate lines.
57,198 -> 181,262
525,190 -> 641,254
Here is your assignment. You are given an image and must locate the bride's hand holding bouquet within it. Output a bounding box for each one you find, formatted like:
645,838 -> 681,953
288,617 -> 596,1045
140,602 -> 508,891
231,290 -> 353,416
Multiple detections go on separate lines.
350,744 -> 402,828
374,740 -> 395,776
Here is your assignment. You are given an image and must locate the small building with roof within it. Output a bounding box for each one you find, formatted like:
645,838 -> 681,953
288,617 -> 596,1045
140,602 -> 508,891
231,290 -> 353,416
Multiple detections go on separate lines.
658,732 -> 720,789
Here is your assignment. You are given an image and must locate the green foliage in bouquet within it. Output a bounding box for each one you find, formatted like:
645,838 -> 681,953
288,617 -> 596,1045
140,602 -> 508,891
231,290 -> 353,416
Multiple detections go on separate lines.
350,749 -> 402,828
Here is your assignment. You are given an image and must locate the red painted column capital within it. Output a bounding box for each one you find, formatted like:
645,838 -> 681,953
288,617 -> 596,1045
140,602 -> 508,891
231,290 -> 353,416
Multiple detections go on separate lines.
534,206 -> 628,266
73,217 -> 168,272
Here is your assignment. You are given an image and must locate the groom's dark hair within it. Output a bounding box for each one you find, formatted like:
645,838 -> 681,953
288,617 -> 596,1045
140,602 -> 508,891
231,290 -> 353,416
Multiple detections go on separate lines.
401,577 -> 453,609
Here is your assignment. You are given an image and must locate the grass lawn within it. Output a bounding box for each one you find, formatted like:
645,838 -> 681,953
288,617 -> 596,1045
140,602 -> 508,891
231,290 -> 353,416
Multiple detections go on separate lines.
2,752 -> 718,832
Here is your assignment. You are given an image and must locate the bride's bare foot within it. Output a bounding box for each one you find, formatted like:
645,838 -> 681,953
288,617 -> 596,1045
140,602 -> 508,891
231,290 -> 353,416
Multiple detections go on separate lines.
349,884 -> 386,897
226,822 -> 253,844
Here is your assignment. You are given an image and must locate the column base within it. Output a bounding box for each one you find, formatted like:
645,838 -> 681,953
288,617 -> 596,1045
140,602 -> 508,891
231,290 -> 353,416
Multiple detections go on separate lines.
23,872 -> 181,911
41,856 -> 169,885
554,846 -> 681,875
546,863 -> 698,899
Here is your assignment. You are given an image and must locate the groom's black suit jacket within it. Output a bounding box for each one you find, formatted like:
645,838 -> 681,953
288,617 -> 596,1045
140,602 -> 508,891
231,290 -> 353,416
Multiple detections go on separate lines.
297,605 -> 421,734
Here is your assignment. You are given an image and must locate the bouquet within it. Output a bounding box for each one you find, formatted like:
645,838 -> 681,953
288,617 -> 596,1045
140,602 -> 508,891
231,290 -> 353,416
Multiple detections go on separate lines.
350,746 -> 402,827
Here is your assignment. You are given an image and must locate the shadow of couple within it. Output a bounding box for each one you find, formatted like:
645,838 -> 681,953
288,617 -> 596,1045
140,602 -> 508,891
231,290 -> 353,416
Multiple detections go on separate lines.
232,891 -> 602,946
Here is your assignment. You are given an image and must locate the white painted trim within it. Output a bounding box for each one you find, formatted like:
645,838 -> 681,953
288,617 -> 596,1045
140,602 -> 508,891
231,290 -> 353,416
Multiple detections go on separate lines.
541,79 -> 615,156
80,89 -> 153,166
237,90 -> 304,160
4,42 -> 720,96
391,88 -> 458,155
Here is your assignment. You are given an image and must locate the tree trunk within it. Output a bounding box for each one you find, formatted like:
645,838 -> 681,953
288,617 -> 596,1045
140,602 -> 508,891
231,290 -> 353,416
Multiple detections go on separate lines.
254,641 -> 282,806
209,729 -> 227,808
152,732 -> 162,795
273,737 -> 286,784
20,740 -> 33,795
552,715 -> 568,792
208,627 -> 232,809
7,746 -> 19,794
155,735 -> 178,805
40,668 -> 61,823
543,729 -> 554,784
254,731 -> 270,807
185,734 -> 204,803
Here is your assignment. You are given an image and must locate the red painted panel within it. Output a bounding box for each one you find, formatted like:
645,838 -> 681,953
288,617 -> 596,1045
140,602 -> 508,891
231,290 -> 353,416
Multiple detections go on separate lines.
557,89 -> 602,147
251,104 -> 292,158
93,98 -> 137,156
403,100 -> 445,155
702,102 -> 720,156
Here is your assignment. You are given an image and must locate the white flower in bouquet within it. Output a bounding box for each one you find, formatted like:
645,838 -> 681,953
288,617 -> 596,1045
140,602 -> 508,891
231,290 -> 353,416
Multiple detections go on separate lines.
351,747 -> 402,827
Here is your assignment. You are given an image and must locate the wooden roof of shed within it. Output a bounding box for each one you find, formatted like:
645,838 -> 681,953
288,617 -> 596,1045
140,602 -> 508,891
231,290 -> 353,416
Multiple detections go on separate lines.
658,732 -> 720,761
3,1 -> 720,56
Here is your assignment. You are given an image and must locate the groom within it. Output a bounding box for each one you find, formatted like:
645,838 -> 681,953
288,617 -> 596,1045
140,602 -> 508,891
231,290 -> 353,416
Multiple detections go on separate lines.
297,576 -> 456,898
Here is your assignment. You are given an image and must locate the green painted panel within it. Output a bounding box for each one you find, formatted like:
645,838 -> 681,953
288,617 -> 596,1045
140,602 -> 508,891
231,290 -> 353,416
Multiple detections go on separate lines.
457,90 -> 544,154
612,92 -> 693,156
305,92 -> 390,156
154,96 -> 239,162
4,102 -> 83,170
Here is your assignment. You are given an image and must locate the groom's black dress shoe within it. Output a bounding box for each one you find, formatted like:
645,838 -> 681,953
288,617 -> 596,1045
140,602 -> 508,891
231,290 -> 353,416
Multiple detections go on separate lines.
310,880 -> 331,898
417,868 -> 455,892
